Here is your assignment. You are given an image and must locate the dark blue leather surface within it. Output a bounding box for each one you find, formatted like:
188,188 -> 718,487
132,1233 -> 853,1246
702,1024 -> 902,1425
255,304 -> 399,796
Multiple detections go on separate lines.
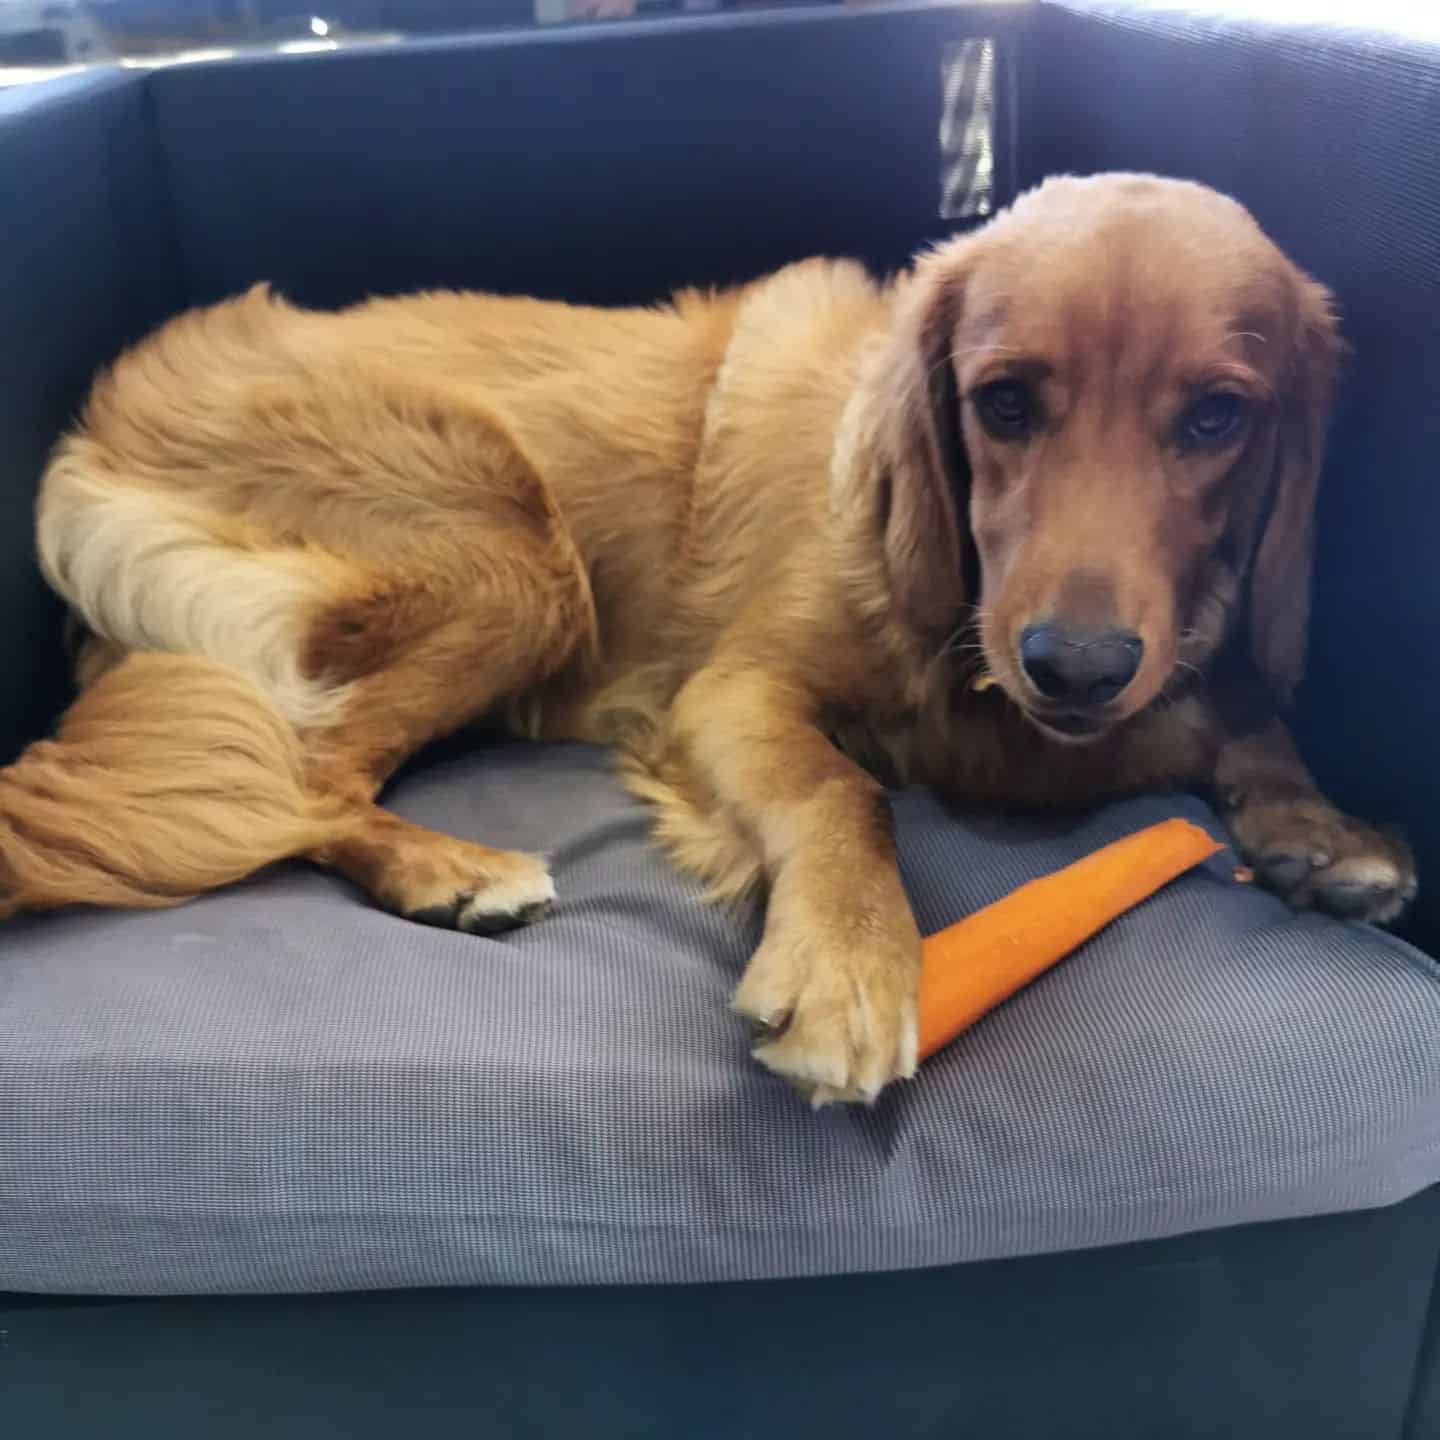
0,69 -> 182,765
1025,0 -> 1440,955
144,3 -> 1019,309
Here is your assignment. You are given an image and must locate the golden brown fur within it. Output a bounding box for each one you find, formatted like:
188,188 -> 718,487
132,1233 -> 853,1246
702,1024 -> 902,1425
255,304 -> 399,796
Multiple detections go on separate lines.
0,174 -> 1416,1103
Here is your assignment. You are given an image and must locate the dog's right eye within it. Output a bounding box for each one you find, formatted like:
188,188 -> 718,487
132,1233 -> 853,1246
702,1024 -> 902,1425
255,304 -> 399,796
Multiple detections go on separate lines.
974,380 -> 1034,438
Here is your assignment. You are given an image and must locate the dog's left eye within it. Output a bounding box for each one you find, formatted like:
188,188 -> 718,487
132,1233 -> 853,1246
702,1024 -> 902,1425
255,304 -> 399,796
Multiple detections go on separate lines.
975,380 -> 1034,438
1182,392 -> 1250,447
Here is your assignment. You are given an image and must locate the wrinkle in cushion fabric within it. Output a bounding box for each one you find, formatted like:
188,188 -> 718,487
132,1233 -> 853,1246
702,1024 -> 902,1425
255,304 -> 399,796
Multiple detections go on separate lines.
1,742 -> 1438,1296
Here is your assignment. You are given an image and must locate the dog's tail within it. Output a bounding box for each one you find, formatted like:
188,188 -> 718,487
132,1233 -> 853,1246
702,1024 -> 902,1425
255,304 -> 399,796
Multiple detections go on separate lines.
0,652 -> 338,921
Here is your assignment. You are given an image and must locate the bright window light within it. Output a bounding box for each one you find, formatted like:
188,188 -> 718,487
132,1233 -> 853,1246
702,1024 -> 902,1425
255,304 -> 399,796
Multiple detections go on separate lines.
1131,0 -> 1439,38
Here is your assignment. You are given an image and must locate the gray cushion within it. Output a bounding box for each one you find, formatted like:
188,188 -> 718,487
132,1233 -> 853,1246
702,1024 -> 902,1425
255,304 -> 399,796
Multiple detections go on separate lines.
2,741 -> 1438,1296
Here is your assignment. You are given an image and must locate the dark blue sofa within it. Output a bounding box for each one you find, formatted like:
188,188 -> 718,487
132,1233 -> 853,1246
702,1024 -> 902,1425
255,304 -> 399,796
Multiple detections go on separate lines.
4,4 -> 1440,1435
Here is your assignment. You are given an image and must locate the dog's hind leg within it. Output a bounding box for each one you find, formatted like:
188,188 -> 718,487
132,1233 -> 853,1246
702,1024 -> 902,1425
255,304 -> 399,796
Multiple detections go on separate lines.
296,574 -> 590,934
278,434 -> 598,932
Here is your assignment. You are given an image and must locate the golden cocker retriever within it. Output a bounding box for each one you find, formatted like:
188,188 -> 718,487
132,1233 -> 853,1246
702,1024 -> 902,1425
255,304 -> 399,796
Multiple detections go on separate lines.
0,173 -> 1416,1103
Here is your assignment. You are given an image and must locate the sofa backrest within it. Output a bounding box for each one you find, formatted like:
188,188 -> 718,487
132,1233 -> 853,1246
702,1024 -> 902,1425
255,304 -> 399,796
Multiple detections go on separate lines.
143,3 -> 1018,310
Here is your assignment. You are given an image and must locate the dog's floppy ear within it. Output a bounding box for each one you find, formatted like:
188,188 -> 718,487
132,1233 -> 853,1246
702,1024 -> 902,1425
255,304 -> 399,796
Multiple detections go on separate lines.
874,249 -> 974,637
1244,274 -> 1343,706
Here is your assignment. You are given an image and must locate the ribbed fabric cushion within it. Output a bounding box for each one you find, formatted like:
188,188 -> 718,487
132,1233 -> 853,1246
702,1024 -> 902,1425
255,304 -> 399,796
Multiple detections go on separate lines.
2,741 -> 1437,1296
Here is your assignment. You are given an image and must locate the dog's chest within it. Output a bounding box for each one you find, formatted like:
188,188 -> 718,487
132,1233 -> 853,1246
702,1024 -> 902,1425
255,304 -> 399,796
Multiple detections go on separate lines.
834,692 -> 1217,813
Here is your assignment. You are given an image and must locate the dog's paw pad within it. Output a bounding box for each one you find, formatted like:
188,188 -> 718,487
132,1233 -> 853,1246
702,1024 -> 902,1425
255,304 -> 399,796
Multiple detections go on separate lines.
1256,849 -> 1326,892
1311,856 -> 1415,925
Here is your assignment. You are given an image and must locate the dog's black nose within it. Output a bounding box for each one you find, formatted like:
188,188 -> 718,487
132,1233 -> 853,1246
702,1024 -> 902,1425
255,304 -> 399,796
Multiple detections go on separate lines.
1019,624 -> 1143,706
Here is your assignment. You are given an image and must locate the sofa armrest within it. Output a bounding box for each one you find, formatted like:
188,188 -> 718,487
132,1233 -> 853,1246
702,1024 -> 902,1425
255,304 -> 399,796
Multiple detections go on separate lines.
0,69 -> 184,764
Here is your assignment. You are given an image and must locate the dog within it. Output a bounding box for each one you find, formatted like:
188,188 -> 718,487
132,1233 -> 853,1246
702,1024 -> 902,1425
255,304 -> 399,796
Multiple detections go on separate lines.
0,173 -> 1415,1103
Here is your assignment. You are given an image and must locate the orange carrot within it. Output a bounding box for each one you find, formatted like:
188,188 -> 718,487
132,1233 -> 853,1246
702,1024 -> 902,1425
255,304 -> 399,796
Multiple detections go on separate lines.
918,818 -> 1223,1060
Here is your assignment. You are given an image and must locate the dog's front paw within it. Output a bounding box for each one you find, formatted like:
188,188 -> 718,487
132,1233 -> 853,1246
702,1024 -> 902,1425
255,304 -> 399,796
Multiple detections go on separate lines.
1227,792 -> 1416,925
733,912 -> 921,1106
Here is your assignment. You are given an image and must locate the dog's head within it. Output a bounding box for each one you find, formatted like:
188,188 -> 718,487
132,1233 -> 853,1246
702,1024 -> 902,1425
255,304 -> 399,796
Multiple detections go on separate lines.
871,173 -> 1340,743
